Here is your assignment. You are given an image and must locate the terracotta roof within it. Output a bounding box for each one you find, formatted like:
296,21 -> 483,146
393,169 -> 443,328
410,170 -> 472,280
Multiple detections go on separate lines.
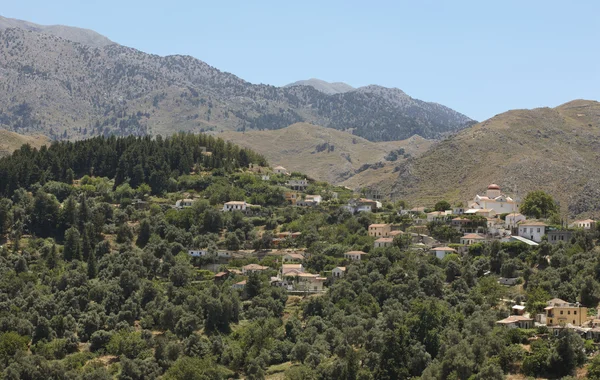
234,280 -> 246,286
369,224 -> 389,228
488,184 -> 500,190
334,267 -> 346,272
345,250 -> 367,255
389,230 -> 404,236
214,272 -> 228,278
462,233 -> 485,239
432,247 -> 456,252
518,221 -> 548,226
225,201 -> 247,205
496,315 -> 532,324
375,237 -> 394,243
243,264 -> 269,270
574,219 -> 595,223
506,213 -> 523,217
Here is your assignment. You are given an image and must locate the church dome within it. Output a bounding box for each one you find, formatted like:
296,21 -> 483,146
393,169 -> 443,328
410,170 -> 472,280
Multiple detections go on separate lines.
488,184 -> 500,190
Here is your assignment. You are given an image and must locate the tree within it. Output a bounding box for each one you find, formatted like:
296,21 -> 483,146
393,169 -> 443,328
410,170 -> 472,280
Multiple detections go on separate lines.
225,232 -> 241,251
246,272 -> 262,298
136,219 -> 151,248
87,247 -> 98,279
63,227 -> 81,261
164,357 -> 233,380
520,190 -> 559,219
580,276 -> 600,307
588,354 -> 600,379
434,200 -> 451,212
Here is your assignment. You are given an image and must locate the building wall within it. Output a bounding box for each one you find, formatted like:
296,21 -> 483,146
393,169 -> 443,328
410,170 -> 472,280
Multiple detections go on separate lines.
369,225 -> 391,237
546,306 -> 588,326
519,226 -> 545,242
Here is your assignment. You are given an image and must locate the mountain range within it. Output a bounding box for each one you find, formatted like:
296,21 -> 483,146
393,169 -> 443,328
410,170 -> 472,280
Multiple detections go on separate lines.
284,79 -> 354,95
0,17 -> 473,142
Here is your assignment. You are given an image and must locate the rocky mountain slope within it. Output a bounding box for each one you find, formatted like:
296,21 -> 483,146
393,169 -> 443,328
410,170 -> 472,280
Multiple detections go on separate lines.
0,128 -> 49,156
366,100 -> 600,216
284,78 -> 354,94
0,15 -> 114,48
0,26 -> 473,142
220,123 -> 433,185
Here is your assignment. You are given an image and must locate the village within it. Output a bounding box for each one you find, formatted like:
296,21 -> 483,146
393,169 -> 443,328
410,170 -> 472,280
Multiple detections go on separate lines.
171,164 -> 600,342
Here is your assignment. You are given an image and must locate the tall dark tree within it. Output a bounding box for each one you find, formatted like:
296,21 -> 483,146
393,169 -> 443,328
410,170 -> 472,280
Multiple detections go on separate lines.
63,227 -> 82,261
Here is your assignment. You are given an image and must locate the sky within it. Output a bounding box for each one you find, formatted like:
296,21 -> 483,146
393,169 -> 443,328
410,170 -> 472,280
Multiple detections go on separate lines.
3,0 -> 599,121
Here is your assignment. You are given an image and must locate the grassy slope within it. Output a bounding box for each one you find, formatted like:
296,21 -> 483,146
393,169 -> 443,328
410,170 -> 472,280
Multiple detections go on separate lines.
0,128 -> 50,156
219,123 -> 433,186
371,99 -> 600,216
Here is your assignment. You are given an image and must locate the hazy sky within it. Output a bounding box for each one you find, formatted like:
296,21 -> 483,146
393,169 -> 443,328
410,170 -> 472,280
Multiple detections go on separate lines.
3,0 -> 599,121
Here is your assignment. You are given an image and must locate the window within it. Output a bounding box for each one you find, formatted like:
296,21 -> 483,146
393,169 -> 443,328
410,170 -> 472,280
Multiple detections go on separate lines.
560,311 -> 563,315
568,311 -> 571,315
537,228 -> 541,233
574,311 -> 577,315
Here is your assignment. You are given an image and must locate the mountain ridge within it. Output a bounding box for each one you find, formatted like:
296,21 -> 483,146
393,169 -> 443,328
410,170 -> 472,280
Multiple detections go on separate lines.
360,99 -> 600,216
0,24 -> 473,142
0,15 -> 114,48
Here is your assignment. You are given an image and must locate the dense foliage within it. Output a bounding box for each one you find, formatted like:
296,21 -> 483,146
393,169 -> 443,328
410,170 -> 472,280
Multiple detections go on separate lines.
0,136 -> 599,379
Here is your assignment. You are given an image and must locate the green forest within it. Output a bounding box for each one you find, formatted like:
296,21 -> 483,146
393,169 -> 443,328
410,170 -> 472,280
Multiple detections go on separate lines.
1,135 -> 600,380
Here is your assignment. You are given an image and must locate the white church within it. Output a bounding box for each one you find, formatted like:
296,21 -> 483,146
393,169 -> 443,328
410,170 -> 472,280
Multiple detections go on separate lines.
468,184 -> 520,214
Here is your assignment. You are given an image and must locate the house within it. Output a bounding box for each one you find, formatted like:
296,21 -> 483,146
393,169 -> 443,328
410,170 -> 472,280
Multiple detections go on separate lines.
296,195 -> 322,207
545,298 -> 588,326
223,201 -> 248,212
512,305 -> 526,315
175,199 -> 194,209
287,179 -> 308,191
282,263 -> 303,275
460,233 -> 486,246
453,207 -> 465,215
261,175 -> 271,181
547,230 -> 574,245
285,192 -> 298,205
368,224 -> 392,237
274,166 -> 289,175
389,230 -> 404,237
496,315 -> 534,329
242,264 -> 270,275
332,267 -> 346,278
505,213 -> 526,229
358,198 -> 382,212
464,208 -> 496,218
498,277 -> 520,286
427,211 -> 446,222
570,219 -> 596,230
431,247 -> 457,260
188,249 -> 209,257
518,221 -> 547,243
214,271 -> 230,282
282,253 -> 305,263
344,251 -> 367,261
468,184 -> 520,214
374,237 -> 394,248
232,280 -> 246,290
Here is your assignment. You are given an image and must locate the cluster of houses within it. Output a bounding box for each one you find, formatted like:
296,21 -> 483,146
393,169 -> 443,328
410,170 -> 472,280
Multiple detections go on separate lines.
209,248 -> 365,293
496,298 -> 600,340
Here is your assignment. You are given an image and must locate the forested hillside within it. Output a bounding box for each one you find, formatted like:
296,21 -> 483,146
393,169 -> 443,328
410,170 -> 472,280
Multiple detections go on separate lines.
1,135 -> 600,379
0,27 -> 472,142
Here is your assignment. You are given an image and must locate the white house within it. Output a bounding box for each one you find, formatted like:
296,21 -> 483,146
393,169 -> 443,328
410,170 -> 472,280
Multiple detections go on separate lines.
505,213 -> 526,229
344,250 -> 367,261
296,195 -> 322,207
287,179 -> 309,191
570,219 -> 596,230
431,247 -> 457,260
232,280 -> 246,290
188,249 -> 209,257
282,253 -> 305,263
175,199 -> 194,208
374,237 -> 394,248
518,221 -> 547,243
332,266 -> 346,278
261,175 -> 270,181
468,184 -> 520,214
223,201 -> 248,212
282,263 -> 303,276
274,166 -> 289,175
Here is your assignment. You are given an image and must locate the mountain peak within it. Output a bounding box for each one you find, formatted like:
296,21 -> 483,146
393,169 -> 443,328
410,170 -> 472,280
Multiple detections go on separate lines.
284,78 -> 354,95
0,15 -> 114,48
